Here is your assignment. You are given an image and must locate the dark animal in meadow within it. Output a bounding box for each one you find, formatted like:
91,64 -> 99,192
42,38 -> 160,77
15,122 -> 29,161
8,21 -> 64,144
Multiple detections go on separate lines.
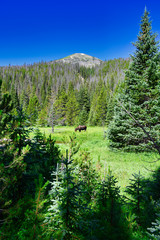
75,125 -> 87,132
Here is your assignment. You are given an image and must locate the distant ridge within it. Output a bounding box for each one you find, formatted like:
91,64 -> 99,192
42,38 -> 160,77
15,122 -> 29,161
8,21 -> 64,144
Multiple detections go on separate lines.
55,53 -> 103,68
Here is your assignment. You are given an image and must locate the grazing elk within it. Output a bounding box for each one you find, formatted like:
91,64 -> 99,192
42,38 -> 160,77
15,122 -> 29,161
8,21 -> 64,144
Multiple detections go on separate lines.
75,125 -> 87,132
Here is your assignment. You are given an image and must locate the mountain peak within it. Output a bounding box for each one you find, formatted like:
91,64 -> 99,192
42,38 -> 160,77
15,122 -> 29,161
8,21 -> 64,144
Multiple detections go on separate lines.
55,53 -> 102,68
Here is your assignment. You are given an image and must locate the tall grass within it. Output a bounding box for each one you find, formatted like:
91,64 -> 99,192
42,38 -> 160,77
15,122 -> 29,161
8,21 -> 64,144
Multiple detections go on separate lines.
35,126 -> 160,192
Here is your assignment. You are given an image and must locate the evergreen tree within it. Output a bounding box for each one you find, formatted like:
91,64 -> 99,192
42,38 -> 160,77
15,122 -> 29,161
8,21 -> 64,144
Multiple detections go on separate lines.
78,105 -> 88,125
0,126 -> 60,238
77,85 -> 90,113
147,202 -> 160,240
47,91 -> 56,132
106,94 -> 116,126
95,86 -> 108,126
20,89 -> 29,112
9,106 -> 30,156
54,83 -> 68,125
88,79 -> 108,126
125,172 -> 145,226
108,9 -> 160,151
66,82 -> 79,126
0,149 -> 30,239
27,93 -> 40,125
16,177 -> 48,240
76,151 -> 99,203
0,79 -> 13,137
94,170 -> 131,240
38,107 -> 48,126
45,152 -> 86,240
10,85 -> 20,112
1,177 -> 48,240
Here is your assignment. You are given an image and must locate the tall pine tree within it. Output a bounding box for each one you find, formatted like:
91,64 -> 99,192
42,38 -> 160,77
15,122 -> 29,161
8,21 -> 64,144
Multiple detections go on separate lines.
108,9 -> 160,151
88,79 -> 107,126
54,82 -> 68,125
66,82 -> 79,126
77,85 -> 90,125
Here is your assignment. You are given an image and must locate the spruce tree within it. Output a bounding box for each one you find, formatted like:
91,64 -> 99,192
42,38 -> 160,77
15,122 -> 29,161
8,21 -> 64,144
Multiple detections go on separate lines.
94,170 -> 131,240
78,105 -> 88,125
88,79 -> 107,126
66,82 -> 79,126
125,172 -> 145,226
147,202 -> 160,240
27,93 -> 40,125
106,94 -> 116,126
0,79 -> 13,137
108,9 -> 160,151
9,106 -> 30,156
77,85 -> 90,122
10,85 -> 20,110
45,152 -> 86,240
54,83 -> 68,125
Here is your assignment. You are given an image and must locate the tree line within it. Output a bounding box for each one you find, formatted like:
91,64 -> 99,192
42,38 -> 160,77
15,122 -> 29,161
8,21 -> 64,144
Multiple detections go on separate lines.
0,58 -> 129,127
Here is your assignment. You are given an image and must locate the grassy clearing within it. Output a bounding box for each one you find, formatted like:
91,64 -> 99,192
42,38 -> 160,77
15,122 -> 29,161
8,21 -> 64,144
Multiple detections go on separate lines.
34,126 -> 160,192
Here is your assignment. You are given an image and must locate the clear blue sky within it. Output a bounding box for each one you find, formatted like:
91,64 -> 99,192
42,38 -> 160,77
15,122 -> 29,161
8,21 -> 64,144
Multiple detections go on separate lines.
1,0 -> 160,66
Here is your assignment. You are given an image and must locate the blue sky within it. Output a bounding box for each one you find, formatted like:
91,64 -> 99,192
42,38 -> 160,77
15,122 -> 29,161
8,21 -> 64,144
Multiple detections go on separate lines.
1,0 -> 160,66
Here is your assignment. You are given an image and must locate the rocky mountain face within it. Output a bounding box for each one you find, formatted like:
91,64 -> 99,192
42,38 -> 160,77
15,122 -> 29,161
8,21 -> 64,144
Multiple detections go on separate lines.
55,53 -> 103,67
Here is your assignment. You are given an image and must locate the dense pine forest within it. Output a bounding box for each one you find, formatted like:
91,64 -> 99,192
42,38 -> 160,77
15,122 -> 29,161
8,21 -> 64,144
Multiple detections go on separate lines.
1,9 -> 160,240
0,57 -> 129,127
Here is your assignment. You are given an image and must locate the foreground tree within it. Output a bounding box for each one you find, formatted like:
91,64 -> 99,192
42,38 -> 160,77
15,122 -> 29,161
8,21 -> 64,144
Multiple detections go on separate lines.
108,9 -> 160,151
94,170 -> 131,240
45,153 -> 86,240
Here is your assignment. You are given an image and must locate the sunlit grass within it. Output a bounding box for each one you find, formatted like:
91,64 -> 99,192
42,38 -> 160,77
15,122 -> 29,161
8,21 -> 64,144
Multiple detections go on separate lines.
34,126 -> 160,192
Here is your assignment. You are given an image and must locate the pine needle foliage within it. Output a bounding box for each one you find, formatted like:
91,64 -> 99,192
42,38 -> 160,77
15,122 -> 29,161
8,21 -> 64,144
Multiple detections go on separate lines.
76,151 -> 99,204
45,152 -> 87,240
93,170 -> 131,240
147,217 -> 160,239
0,79 -> 13,137
9,106 -> 30,156
0,109 -> 60,238
147,202 -> 160,240
108,9 -> 160,151
125,172 -> 147,226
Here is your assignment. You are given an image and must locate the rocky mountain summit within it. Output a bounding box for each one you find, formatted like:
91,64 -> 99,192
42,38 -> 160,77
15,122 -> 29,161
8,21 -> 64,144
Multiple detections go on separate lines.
55,53 -> 103,67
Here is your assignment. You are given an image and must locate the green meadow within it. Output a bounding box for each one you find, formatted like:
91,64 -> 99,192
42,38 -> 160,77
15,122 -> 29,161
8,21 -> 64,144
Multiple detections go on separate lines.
35,126 -> 160,192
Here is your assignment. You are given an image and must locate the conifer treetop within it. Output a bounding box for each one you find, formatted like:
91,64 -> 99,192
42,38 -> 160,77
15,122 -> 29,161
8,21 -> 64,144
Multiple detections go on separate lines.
107,9 -> 160,152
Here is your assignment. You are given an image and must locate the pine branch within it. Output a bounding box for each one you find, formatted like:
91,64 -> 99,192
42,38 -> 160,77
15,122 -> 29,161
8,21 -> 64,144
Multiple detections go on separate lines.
112,91 -> 160,155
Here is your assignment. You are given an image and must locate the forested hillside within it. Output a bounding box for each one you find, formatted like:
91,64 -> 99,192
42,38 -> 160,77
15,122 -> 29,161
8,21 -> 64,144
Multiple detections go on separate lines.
0,57 -> 130,126
2,8 -> 160,240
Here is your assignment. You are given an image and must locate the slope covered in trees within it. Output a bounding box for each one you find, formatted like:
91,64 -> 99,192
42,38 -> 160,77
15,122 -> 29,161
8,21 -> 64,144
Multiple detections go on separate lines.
0,88 -> 160,239
0,57 -> 130,127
